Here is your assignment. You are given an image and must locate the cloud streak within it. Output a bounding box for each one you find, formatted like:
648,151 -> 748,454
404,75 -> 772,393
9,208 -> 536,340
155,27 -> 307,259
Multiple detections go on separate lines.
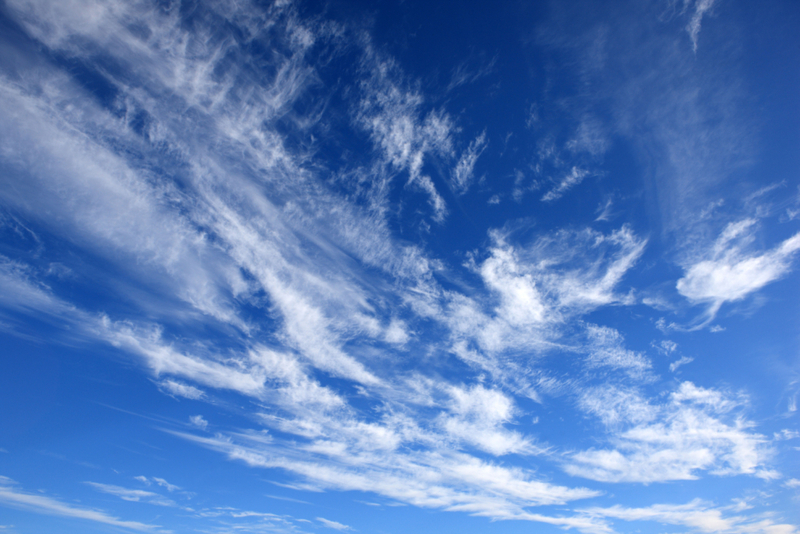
0,477 -> 159,531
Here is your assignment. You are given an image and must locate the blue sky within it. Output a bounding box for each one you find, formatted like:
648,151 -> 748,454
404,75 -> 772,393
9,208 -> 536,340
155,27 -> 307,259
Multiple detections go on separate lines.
0,0 -> 799,532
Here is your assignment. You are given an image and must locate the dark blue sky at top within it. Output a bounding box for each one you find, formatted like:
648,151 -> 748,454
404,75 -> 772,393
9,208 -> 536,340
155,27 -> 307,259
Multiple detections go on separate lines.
1,0 -> 799,533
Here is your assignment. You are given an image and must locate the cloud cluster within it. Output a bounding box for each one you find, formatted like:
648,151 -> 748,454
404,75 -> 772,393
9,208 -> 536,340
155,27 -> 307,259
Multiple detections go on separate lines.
0,0 -> 797,533
569,382 -> 773,483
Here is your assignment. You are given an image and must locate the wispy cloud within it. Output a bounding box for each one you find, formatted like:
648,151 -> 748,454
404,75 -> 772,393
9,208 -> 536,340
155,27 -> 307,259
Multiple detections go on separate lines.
685,0 -> 718,52
0,1 -> 796,533
677,219 -> 800,326
86,482 -> 177,507
169,429 -> 602,528
542,167 -> 589,202
158,380 -> 206,400
567,382 -> 773,483
317,517 -> 352,531
0,477 -> 159,531
357,55 -> 454,222
669,355 -> 694,372
189,415 -> 209,430
452,131 -> 487,194
585,325 -> 652,379
582,497 -> 797,534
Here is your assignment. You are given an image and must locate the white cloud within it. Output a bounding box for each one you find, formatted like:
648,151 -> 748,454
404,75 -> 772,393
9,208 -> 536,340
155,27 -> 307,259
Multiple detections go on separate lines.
774,430 -> 800,441
0,477 -> 159,531
577,385 -> 656,428
159,380 -> 206,400
568,382 -> 771,483
685,0 -> 717,52
357,56 -> 454,222
585,325 -> 652,379
566,116 -> 609,157
151,478 -> 180,492
86,482 -> 176,507
317,517 -> 352,531
594,198 -> 614,222
445,225 -> 646,367
452,131 -> 487,194
670,355 -> 694,372
190,415 -> 209,430
653,340 -> 678,355
438,384 -> 532,455
583,498 -> 798,534
677,219 -> 800,325
0,3 -> 795,533
170,429 -> 602,528
542,167 -> 589,202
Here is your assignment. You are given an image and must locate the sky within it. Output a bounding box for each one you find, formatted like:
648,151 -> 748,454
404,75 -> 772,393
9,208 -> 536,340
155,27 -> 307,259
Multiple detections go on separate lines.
0,0 -> 799,533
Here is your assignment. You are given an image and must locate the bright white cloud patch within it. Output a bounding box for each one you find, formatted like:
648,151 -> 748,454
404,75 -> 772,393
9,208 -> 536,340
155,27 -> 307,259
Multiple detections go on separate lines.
677,219 -> 800,324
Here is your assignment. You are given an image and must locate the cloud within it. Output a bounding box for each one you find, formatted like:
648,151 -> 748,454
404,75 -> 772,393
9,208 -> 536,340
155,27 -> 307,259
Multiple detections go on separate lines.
0,477 -> 159,531
452,131 -> 487,194
151,478 -> 180,492
685,0 -> 717,52
357,56 -> 455,222
451,225 -> 645,355
159,380 -> 206,400
677,219 -> 800,325
585,325 -> 652,379
652,340 -> 678,355
190,415 -> 209,430
542,167 -> 589,202
0,2 -> 795,533
86,482 -> 177,507
568,382 -> 772,483
317,517 -> 352,531
169,429 -> 602,528
566,116 -> 610,157
577,385 -> 656,429
669,355 -> 694,372
446,54 -> 497,91
583,497 -> 797,534
437,384 -> 532,455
